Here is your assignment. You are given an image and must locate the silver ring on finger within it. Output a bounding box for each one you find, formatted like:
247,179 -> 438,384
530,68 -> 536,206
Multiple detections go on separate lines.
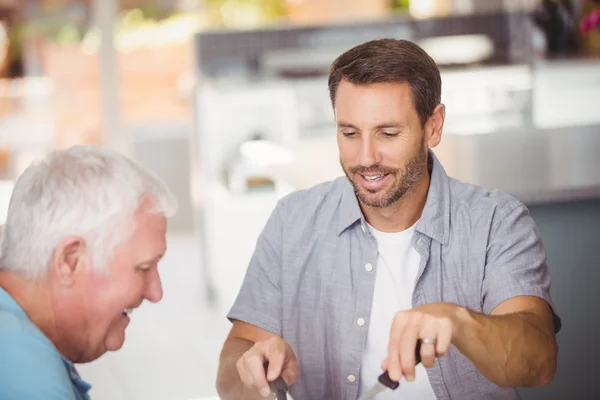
421,337 -> 437,345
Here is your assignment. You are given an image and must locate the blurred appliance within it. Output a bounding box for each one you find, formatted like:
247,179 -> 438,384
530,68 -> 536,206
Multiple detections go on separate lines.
194,82 -> 298,190
440,64 -> 533,135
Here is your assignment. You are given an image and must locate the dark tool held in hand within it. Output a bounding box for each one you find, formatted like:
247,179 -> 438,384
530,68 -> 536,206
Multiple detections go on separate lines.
262,339 -> 424,400
263,361 -> 289,400
358,339 -> 424,400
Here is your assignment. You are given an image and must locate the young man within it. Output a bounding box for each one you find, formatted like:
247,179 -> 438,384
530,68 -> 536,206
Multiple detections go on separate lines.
0,146 -> 177,399
216,39 -> 561,400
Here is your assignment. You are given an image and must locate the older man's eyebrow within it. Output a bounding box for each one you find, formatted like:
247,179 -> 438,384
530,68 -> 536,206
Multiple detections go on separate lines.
138,252 -> 166,266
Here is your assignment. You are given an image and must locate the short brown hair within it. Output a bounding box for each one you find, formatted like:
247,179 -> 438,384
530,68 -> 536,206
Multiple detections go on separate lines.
328,39 -> 441,128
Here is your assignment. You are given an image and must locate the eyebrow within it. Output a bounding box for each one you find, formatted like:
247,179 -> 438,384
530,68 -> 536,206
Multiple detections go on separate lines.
138,252 -> 166,266
337,121 -> 407,130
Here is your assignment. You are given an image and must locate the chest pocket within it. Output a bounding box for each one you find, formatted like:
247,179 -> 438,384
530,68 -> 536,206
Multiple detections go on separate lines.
420,241 -> 485,313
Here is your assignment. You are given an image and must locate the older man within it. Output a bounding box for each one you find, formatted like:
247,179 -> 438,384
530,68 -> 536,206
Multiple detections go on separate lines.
0,146 -> 177,399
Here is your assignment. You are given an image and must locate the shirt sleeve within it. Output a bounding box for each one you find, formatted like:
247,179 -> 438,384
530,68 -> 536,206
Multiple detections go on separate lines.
227,198 -> 285,335
0,319 -> 77,400
481,203 -> 562,333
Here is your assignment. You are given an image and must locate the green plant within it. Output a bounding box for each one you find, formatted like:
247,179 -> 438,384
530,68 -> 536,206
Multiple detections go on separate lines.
204,0 -> 286,28
391,0 -> 410,10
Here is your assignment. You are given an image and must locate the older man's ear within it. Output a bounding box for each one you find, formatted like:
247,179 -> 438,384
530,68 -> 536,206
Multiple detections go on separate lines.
50,237 -> 90,286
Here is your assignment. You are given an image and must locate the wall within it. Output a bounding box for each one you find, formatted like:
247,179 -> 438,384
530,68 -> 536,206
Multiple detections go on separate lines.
519,199 -> 600,399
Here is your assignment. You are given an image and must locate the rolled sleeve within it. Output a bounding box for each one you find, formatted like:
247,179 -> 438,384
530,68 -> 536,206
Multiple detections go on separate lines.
227,199 -> 284,336
482,204 -> 562,333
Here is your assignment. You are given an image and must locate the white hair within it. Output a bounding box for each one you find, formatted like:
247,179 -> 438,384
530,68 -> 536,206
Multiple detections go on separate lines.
0,145 -> 178,279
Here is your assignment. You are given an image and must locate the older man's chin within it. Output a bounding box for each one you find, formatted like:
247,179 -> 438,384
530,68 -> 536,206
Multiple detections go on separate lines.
77,330 -> 125,364
103,319 -> 129,353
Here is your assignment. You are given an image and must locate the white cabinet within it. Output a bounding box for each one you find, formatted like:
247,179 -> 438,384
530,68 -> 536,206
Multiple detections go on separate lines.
533,60 -> 600,129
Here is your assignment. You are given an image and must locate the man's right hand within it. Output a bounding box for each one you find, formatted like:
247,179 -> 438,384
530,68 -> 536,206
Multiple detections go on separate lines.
236,336 -> 299,397
217,321 -> 298,400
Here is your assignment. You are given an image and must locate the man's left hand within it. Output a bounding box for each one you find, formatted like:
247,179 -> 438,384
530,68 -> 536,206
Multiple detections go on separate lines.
383,302 -> 466,382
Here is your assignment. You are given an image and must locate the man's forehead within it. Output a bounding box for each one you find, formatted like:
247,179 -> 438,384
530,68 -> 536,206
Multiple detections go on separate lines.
336,80 -> 413,108
334,81 -> 415,126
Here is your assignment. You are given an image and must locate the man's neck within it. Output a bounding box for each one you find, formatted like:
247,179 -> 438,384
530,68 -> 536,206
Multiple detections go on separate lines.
361,172 -> 431,233
0,271 -> 62,353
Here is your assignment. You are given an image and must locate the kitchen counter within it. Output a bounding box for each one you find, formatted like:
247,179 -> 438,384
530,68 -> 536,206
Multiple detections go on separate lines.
279,123 -> 600,206
434,123 -> 600,205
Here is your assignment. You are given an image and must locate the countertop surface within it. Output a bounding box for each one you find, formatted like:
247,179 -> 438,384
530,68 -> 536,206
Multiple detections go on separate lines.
281,123 -> 600,206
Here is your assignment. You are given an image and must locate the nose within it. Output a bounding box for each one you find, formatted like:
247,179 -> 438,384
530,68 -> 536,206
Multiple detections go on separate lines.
357,134 -> 380,167
144,267 -> 163,303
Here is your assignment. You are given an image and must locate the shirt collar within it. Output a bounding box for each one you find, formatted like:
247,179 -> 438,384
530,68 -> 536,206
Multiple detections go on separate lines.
336,177 -> 363,235
63,359 -> 92,396
416,150 -> 451,245
336,149 -> 451,245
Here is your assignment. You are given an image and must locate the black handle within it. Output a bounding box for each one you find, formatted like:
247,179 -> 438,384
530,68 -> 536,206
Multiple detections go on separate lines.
263,361 -> 289,399
378,338 -> 423,390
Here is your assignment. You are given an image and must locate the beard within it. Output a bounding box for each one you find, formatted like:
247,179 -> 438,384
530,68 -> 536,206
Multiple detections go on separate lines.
341,142 -> 428,208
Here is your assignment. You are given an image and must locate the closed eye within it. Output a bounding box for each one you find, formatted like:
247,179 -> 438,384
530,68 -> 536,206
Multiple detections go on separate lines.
137,264 -> 152,272
136,253 -> 165,272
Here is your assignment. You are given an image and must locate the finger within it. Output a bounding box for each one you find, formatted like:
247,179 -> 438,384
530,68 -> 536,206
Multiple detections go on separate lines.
387,312 -> 408,382
245,350 -> 271,397
436,318 -> 453,357
381,358 -> 389,372
266,342 -> 285,382
419,322 -> 438,369
281,355 -> 299,385
237,356 -> 255,388
399,312 -> 423,382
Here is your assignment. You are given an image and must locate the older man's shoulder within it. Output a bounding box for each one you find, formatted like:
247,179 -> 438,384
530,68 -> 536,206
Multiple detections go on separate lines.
0,309 -> 62,359
0,310 -> 71,391
0,309 -> 27,334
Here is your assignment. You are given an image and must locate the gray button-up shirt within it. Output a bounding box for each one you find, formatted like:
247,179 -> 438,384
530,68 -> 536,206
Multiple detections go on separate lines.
228,151 -> 561,400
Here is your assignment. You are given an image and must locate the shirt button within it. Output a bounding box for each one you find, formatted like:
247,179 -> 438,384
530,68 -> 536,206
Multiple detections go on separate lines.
357,318 -> 365,326
347,374 -> 356,383
365,263 -> 373,272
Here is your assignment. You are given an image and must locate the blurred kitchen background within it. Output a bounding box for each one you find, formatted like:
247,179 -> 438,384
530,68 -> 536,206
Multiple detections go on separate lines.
1,0 -> 600,399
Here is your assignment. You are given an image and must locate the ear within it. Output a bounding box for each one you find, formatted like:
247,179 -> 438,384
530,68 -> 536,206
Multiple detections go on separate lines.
50,237 -> 90,286
425,103 -> 446,148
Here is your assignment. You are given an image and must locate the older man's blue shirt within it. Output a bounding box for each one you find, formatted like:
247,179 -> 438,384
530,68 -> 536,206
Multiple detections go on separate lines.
0,286 -> 91,400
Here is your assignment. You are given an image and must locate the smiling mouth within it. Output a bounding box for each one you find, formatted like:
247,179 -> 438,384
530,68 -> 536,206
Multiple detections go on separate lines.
361,174 -> 387,182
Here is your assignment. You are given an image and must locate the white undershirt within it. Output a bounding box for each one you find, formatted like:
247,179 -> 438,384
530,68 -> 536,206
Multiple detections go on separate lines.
359,222 -> 437,399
